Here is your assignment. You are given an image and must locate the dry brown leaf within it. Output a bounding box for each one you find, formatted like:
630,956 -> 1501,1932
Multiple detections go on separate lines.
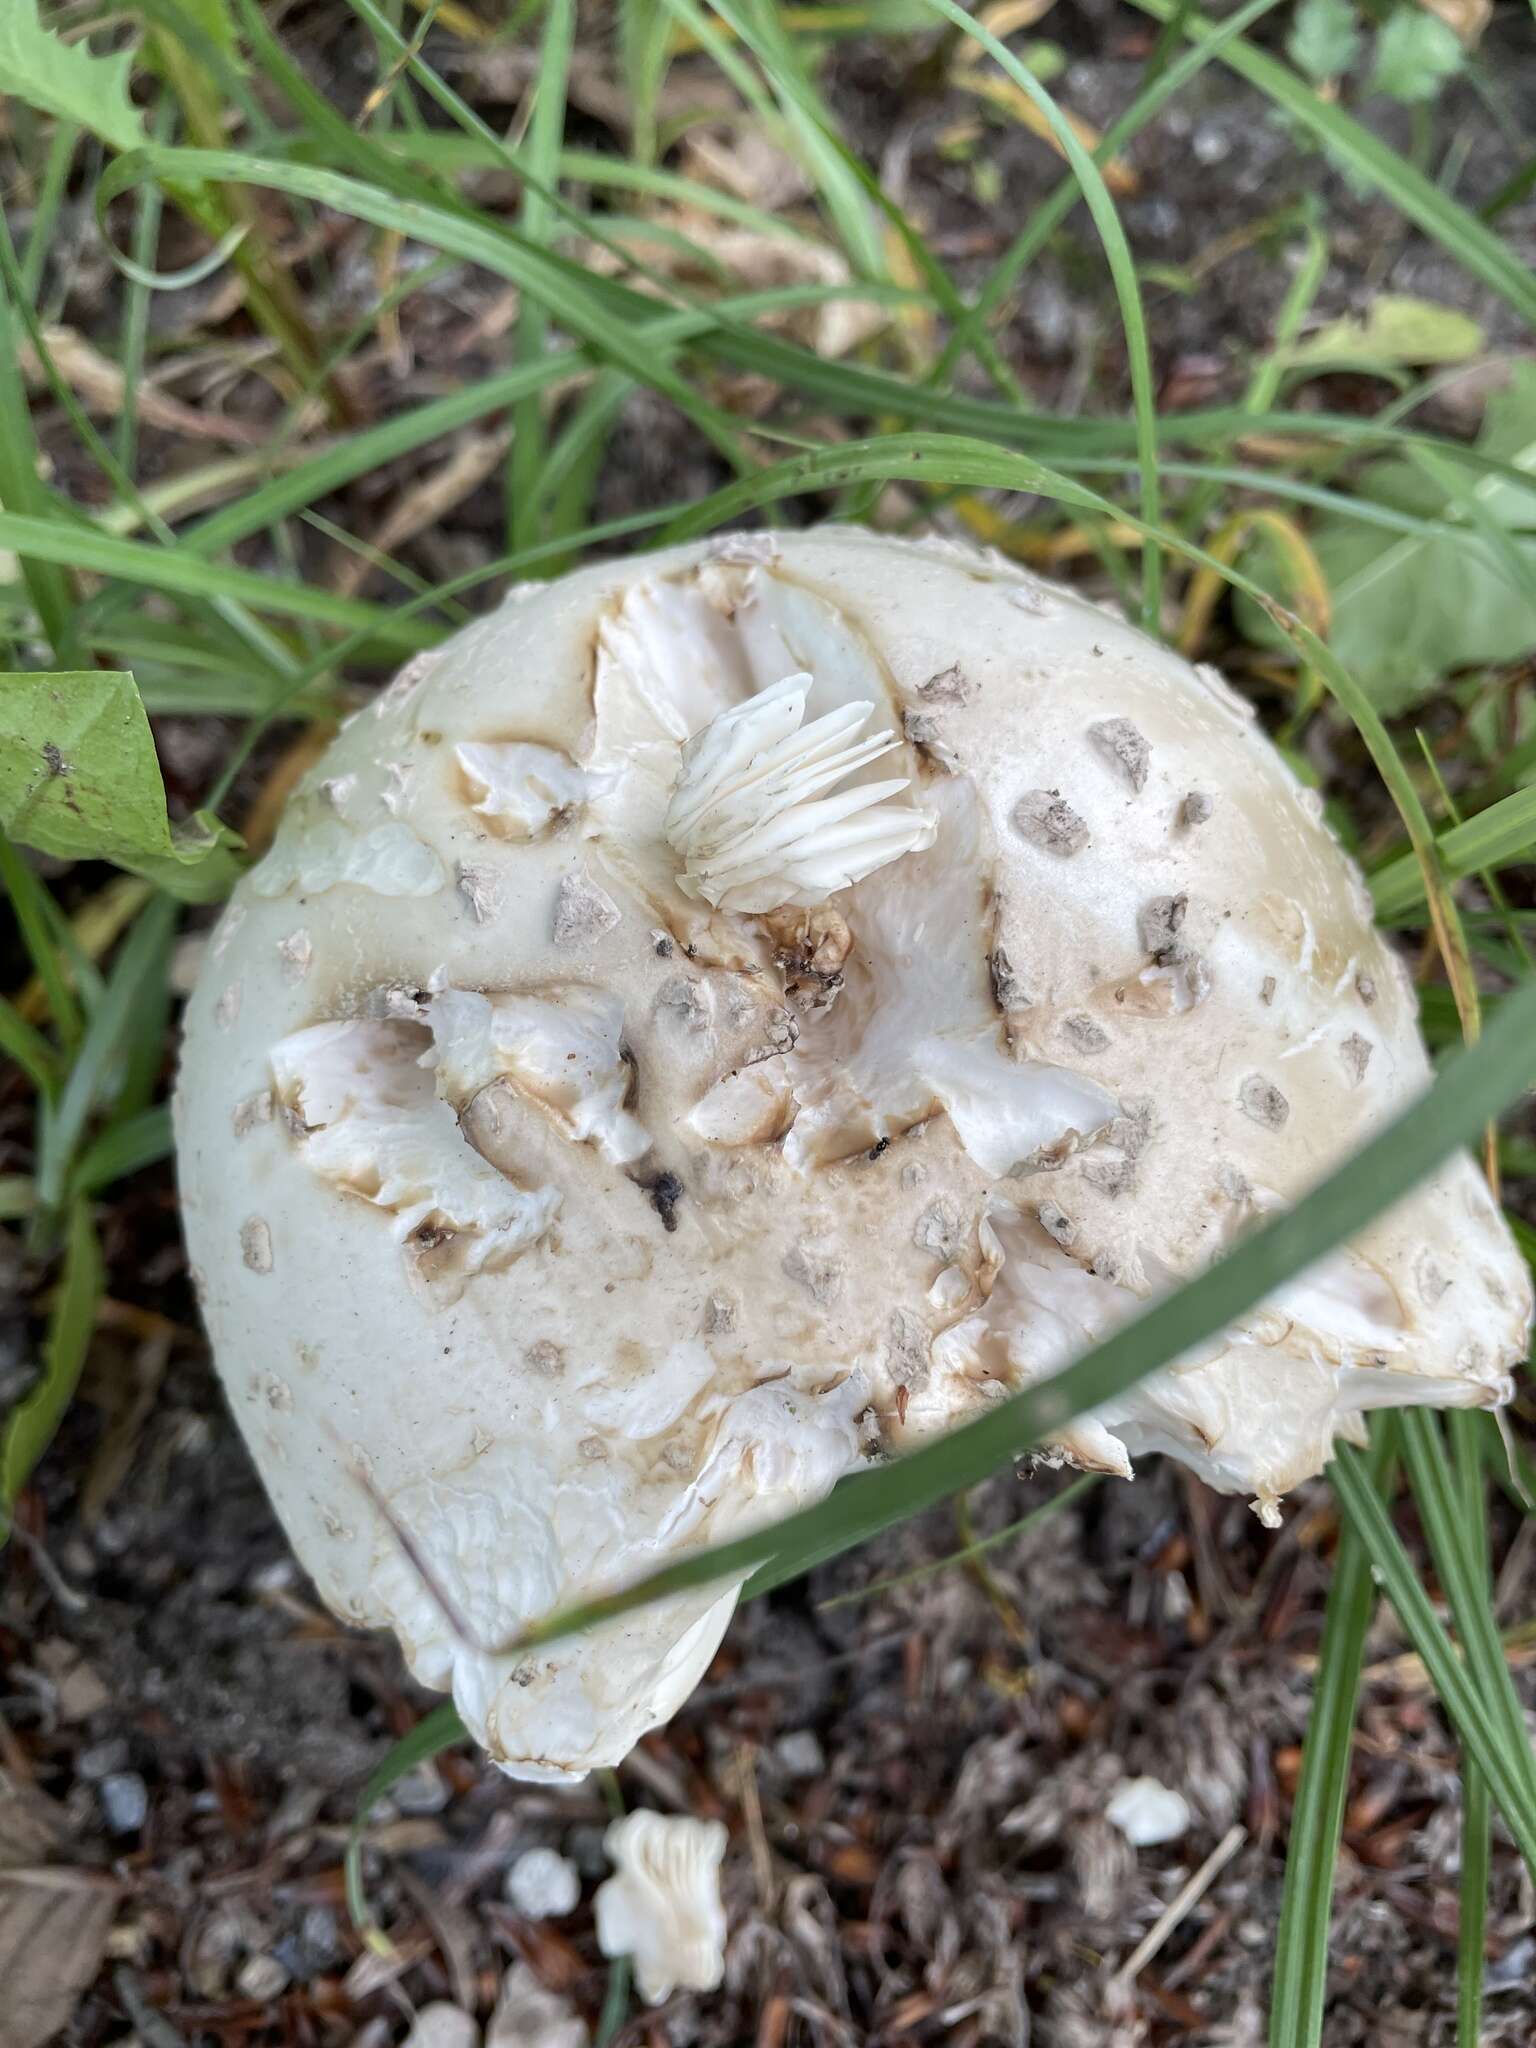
79,1331 -> 171,1527
957,0 -> 1061,54
580,211 -> 885,361
952,74 -> 1139,196
1415,0 -> 1491,44
679,129 -> 815,212
19,328 -> 276,446
0,1772 -> 121,2048
31,1641 -> 112,1725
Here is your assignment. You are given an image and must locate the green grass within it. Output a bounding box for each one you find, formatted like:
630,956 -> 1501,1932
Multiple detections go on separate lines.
1,1 -> 1533,2037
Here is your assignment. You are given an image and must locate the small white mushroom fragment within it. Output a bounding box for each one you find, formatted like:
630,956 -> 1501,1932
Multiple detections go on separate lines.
1106,1776 -> 1192,1847
593,1812 -> 728,2004
176,530 -> 1530,1787
504,1846 -> 581,1918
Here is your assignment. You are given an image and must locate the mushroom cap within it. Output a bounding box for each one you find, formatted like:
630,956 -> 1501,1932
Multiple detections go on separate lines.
175,528 -> 1531,1779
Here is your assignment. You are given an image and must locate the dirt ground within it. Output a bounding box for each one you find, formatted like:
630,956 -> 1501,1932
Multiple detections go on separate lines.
3,4 -> 1536,2044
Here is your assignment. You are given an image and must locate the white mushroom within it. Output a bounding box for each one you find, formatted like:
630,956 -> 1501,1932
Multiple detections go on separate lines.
592,1811 -> 728,2003
175,530 -> 1531,1781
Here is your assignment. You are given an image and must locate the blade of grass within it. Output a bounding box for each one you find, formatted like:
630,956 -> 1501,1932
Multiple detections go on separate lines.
1181,205 -> 1328,541
0,992 -> 58,1099
0,831 -> 82,1047
506,0 -> 575,556
1451,1408 -> 1491,2048
1399,1411 -> 1534,1775
618,0 -> 674,164
703,0 -> 884,279
1268,1425 -> 1395,2048
114,101 -> 172,482
0,256 -> 74,661
0,1196 -> 103,1530
343,1702 -> 467,1953
1330,1445 -> 1536,1874
0,510 -> 439,650
19,117 -> 77,307
72,1106 -> 174,1196
1372,786 -> 1536,924
922,0 -> 1162,631
34,897 -> 178,1218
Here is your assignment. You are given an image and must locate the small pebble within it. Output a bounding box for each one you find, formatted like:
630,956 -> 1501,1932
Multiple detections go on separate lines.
300,1905 -> 341,1966
78,1737 -> 129,1782
99,1772 -> 148,1834
402,2003 -> 479,2048
235,1954 -> 291,2003
505,1845 -> 581,1918
391,1760 -> 451,1815
772,1730 -> 827,1781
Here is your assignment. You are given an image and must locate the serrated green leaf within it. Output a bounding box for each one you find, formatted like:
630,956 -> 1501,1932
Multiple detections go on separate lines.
1284,293 -> 1483,374
1286,0 -> 1361,81
1370,8 -> 1463,103
0,670 -> 241,900
0,0 -> 145,155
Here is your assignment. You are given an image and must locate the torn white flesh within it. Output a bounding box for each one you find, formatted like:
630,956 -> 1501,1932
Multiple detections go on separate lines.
268,981 -> 650,1285
423,985 -> 649,1164
781,778 -> 1119,1171
252,803 -> 444,899
270,1020 -> 560,1276
589,571 -> 1115,1172
455,741 -> 611,839
959,1209 -> 1511,1523
664,672 -> 934,912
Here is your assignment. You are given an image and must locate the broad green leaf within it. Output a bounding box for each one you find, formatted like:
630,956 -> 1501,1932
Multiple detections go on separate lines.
1370,8 -> 1463,104
1286,0 -> 1360,80
1283,293 -> 1483,374
1242,365 -> 1536,713
0,0 -> 145,154
0,670 -> 241,900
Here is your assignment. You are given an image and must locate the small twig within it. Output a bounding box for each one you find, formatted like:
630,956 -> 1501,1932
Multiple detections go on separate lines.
4,1520 -> 89,1614
733,1742 -> 776,1911
113,1969 -> 187,2048
1107,1824 -> 1247,1999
